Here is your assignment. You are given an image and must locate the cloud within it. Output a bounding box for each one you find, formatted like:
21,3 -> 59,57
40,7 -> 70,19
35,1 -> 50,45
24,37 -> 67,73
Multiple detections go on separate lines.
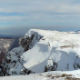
0,0 -> 80,14
0,0 -> 80,27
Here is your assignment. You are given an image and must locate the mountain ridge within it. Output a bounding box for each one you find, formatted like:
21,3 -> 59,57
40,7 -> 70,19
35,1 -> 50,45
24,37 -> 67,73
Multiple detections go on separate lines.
1,29 -> 80,77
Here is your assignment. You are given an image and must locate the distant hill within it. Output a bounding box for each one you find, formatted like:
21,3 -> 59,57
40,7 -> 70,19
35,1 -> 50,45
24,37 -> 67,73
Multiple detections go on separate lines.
9,38 -> 19,51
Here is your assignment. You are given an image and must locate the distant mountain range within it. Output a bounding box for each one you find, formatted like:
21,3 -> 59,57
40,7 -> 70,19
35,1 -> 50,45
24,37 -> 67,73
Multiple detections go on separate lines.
0,34 -> 22,39
0,26 -> 80,38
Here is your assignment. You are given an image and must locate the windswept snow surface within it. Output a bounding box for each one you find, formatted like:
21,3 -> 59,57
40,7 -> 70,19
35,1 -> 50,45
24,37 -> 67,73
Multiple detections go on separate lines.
0,70 -> 80,80
22,29 -> 80,72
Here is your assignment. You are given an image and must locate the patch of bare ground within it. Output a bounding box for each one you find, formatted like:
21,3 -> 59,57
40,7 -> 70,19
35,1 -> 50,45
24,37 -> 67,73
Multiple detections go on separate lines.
60,45 -> 75,49
66,77 -> 80,80
45,74 -> 72,79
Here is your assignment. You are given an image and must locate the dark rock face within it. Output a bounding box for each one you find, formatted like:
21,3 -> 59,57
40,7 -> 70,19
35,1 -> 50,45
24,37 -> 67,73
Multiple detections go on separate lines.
19,33 -> 42,51
19,34 -> 34,51
44,61 -> 58,72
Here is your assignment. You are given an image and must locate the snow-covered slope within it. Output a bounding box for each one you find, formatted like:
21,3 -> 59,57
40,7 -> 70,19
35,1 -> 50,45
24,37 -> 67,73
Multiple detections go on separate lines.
0,70 -> 80,80
3,29 -> 80,75
22,29 -> 80,72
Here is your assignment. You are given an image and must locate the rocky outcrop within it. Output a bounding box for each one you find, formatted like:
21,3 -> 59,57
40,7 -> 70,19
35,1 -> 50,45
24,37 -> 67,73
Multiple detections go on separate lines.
19,34 -> 34,51
1,32 -> 41,75
19,31 -> 43,51
1,29 -> 80,76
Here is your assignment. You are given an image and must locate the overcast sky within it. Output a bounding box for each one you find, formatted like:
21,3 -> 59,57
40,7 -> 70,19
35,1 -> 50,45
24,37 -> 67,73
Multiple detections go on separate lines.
0,0 -> 80,35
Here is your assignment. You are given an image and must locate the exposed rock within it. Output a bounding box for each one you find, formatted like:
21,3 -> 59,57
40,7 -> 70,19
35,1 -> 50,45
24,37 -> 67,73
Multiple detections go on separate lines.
19,34 -> 34,51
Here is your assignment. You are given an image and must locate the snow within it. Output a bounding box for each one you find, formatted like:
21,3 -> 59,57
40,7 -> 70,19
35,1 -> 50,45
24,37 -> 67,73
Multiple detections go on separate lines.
22,29 -> 80,72
22,40 -> 51,73
0,70 -> 80,80
43,69 -> 80,78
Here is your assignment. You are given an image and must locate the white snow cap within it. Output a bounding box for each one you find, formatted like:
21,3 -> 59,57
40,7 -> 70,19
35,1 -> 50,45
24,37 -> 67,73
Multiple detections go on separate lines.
22,29 -> 80,72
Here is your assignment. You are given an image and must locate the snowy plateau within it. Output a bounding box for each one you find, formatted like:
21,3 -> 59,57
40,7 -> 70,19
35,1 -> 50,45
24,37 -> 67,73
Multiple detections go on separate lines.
1,29 -> 80,80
